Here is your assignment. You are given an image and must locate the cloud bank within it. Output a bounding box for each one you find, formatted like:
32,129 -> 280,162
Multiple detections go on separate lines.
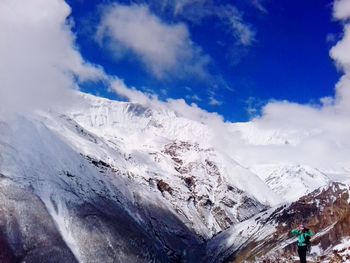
228,0 -> 350,172
333,0 -> 350,20
0,0 -> 105,112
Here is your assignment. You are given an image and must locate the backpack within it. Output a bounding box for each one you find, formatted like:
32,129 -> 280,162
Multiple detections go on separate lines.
304,232 -> 311,252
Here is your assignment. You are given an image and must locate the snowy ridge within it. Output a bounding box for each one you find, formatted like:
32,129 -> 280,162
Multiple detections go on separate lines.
0,92 -> 282,262
250,164 -> 331,202
1,92 -> 347,262
229,122 -> 320,146
65,93 -> 280,207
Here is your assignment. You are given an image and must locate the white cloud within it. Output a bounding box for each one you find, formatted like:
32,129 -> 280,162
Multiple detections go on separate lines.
333,0 -> 350,20
218,5 -> 256,46
251,0 -> 268,14
109,76 -> 224,126
96,3 -> 209,79
110,77 -> 157,105
0,0 -> 106,113
208,96 -> 223,106
163,0 -> 256,46
245,97 -> 265,118
186,94 -> 202,101
330,0 -> 350,113
226,0 -> 350,172
166,98 -> 224,124
330,25 -> 350,74
154,0 -> 256,66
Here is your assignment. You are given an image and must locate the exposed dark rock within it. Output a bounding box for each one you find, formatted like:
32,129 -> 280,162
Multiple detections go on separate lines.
205,159 -> 220,177
212,207 -> 234,229
172,157 -> 183,165
157,180 -> 173,195
220,197 -> 237,208
184,176 -> 195,189
198,195 -> 214,208
63,171 -> 75,178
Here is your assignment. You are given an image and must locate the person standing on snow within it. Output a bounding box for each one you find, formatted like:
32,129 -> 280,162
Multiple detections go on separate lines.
291,224 -> 314,263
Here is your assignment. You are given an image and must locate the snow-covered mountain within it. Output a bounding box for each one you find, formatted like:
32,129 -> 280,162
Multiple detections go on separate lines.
0,92 -> 273,262
62,93 -> 280,235
0,92 -> 348,262
250,164 -> 331,202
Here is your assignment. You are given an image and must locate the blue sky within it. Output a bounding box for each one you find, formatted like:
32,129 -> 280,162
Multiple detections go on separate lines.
66,0 -> 342,121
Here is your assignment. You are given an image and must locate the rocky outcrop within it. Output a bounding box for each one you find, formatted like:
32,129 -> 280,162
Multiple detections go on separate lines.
160,140 -> 268,237
220,182 -> 350,263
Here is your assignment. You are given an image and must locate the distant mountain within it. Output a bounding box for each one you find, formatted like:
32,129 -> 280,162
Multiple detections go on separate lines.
250,164 -> 331,202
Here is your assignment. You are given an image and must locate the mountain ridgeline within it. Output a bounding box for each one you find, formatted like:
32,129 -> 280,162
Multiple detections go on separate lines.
0,93 -> 348,262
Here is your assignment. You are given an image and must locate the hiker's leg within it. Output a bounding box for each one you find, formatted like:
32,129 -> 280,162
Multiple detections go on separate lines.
297,246 -> 303,263
300,246 -> 307,263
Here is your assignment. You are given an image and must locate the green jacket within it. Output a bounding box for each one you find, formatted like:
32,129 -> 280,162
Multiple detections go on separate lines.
291,229 -> 314,246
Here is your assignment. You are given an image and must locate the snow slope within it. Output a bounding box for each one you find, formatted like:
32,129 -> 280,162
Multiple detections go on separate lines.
250,164 -> 331,202
0,92 -> 281,262
65,93 -> 281,207
1,92 -> 347,262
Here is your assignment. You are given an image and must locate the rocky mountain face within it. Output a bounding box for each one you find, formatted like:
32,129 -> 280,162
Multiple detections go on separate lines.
0,93 -> 349,262
64,93 -> 278,238
0,93 -> 275,262
0,115 -> 195,263
202,182 -> 350,263
159,140 -> 268,232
